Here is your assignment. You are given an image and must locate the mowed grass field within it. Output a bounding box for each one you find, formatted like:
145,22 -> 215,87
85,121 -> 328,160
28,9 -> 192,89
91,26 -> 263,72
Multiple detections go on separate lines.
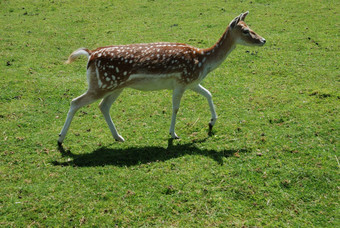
1,0 -> 339,226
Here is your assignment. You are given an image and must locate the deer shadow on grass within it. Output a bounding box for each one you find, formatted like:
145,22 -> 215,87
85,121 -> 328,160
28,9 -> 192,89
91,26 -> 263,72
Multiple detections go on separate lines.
53,138 -> 249,167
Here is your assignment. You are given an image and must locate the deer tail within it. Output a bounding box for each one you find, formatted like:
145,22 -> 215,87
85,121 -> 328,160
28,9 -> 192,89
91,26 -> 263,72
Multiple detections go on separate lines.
65,48 -> 92,64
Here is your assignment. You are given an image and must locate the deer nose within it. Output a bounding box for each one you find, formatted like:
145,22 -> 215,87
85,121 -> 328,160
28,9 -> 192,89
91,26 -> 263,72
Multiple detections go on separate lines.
262,38 -> 266,44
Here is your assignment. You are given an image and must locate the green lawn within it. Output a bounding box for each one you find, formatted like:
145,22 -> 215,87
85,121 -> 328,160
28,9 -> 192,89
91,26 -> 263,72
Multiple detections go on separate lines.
1,0 -> 339,226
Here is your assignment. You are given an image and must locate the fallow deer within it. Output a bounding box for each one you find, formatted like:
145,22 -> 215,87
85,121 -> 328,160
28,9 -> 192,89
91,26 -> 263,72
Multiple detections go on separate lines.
58,11 -> 266,145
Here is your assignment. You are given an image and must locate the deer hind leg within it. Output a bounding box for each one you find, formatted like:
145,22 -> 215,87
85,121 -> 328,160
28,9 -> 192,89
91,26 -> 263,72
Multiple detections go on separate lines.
169,87 -> 185,139
99,89 -> 125,142
58,92 -> 99,145
190,84 -> 218,132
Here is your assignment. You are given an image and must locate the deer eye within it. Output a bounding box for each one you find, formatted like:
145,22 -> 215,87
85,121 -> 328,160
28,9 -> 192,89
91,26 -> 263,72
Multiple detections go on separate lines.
242,30 -> 250,35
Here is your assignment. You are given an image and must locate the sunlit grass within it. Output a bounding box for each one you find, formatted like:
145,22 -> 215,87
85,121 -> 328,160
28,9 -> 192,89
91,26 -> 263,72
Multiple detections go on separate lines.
1,0 -> 339,226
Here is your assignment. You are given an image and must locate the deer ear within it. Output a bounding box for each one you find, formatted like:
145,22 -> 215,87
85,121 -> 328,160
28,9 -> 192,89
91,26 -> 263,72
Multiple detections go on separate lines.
229,15 -> 241,29
240,11 -> 249,21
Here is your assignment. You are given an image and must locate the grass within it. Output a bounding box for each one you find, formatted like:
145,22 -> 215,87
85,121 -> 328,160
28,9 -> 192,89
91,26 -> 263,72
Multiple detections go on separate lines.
1,0 -> 339,226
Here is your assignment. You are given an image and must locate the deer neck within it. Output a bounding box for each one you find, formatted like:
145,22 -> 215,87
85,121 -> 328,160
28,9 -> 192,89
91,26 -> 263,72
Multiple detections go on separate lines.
203,26 -> 236,73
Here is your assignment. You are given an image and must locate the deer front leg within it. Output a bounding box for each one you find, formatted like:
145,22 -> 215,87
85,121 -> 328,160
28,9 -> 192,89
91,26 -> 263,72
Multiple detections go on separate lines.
190,84 -> 217,132
169,87 -> 185,139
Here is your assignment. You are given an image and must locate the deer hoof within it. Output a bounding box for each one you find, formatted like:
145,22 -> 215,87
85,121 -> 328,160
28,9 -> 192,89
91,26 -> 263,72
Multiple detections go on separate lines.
209,123 -> 213,131
115,135 -> 125,142
170,132 -> 180,139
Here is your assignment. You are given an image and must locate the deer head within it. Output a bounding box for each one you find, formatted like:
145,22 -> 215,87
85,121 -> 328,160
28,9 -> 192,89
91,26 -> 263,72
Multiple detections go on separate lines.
229,11 -> 266,46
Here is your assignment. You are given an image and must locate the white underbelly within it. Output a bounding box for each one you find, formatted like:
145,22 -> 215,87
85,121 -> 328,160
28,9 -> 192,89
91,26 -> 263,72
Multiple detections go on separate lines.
126,73 -> 181,91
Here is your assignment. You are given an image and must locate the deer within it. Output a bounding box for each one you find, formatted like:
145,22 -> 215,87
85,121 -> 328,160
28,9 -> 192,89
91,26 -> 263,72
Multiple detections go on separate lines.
58,11 -> 266,145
